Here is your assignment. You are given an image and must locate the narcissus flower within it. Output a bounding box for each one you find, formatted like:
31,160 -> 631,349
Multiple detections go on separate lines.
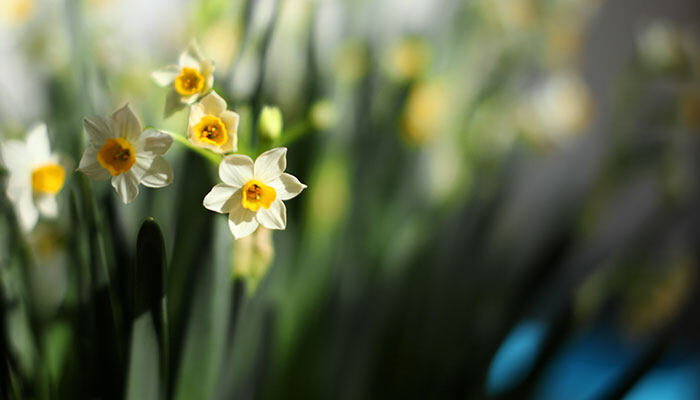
203,148 -> 306,239
0,124 -> 66,232
187,91 -> 239,153
78,104 -> 174,204
152,41 -> 215,116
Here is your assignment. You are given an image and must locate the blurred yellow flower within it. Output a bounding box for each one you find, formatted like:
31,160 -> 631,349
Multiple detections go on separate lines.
1,0 -> 35,26
401,81 -> 448,145
385,37 -> 430,82
78,105 -> 174,204
187,91 -> 240,154
203,148 -> 306,239
152,41 -> 215,116
0,124 -> 66,232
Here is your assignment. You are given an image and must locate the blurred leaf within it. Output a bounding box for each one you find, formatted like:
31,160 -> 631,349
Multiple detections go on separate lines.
134,218 -> 166,319
126,313 -> 162,400
174,217 -> 233,400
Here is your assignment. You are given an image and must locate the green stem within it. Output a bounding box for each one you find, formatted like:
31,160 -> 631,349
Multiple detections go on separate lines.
162,130 -> 222,165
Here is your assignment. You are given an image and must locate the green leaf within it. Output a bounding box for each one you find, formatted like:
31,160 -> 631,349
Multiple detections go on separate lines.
174,217 -> 233,400
134,218 -> 166,319
125,313 -> 162,400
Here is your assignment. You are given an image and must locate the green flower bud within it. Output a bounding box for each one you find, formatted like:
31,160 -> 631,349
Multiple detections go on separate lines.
258,105 -> 283,141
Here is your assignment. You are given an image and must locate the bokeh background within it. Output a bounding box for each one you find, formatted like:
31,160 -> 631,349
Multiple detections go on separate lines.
1,0 -> 700,399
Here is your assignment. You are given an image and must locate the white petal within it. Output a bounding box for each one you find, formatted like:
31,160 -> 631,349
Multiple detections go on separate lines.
133,155 -> 173,188
83,116 -> 113,147
77,147 -> 110,181
16,191 -> 38,232
151,65 -> 180,86
179,40 -> 203,67
180,93 -> 200,105
140,129 -> 173,156
0,140 -> 29,172
110,104 -> 142,143
26,123 -> 51,163
164,89 -> 186,117
187,103 -> 206,128
203,184 -> 239,214
35,194 -> 58,217
5,171 -> 29,202
111,170 -> 140,204
220,110 -> 240,152
269,173 -> 307,200
228,203 -> 259,239
256,199 -> 286,230
200,91 -> 227,116
219,155 -> 254,187
254,147 -> 287,182
200,59 -> 215,90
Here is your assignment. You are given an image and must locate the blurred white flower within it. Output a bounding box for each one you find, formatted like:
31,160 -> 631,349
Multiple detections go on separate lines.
0,123 -> 66,232
187,91 -> 239,153
152,40 -> 215,116
521,72 -> 593,142
637,21 -> 684,71
78,104 -> 174,204
203,147 -> 306,239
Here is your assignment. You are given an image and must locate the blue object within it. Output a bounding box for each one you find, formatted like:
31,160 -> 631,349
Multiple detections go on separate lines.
486,319 -> 547,395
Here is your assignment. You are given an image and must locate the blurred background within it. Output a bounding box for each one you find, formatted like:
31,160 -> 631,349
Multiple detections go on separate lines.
1,0 -> 700,398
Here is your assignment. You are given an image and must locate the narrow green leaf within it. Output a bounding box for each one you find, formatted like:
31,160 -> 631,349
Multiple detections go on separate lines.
125,313 -> 162,400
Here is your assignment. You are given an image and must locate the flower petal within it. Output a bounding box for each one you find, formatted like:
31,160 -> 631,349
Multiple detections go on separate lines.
220,110 -> 240,152
151,65 -> 180,86
200,59 -> 215,90
256,199 -> 286,230
200,91 -> 227,116
134,155 -> 173,188
26,123 -> 50,163
78,147 -> 110,181
219,155 -> 254,188
203,184 -> 239,214
269,173 -> 306,200
228,203 -> 259,239
179,40 -> 203,68
83,116 -> 113,146
254,147 -> 287,182
140,129 -> 173,156
16,191 -> 38,232
110,104 -> 142,143
35,194 -> 58,218
0,140 -> 29,173
111,170 -> 140,204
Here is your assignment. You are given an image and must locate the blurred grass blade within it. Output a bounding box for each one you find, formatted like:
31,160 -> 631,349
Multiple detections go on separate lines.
126,313 -> 162,400
174,217 -> 233,400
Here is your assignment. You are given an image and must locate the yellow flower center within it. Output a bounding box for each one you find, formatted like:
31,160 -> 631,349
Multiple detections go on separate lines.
31,163 -> 65,194
174,67 -> 204,96
97,138 -> 136,176
241,180 -> 276,212
194,115 -> 228,146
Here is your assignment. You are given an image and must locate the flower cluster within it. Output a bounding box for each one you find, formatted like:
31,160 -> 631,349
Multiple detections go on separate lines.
2,41 -> 305,240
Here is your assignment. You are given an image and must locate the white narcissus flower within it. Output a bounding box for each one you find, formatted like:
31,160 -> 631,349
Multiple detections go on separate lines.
187,91 -> 240,154
152,40 -> 215,116
77,104 -> 174,204
203,147 -> 306,239
0,124 -> 66,232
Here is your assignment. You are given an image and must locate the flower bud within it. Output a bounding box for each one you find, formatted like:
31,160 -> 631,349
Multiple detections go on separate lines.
258,105 -> 283,141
